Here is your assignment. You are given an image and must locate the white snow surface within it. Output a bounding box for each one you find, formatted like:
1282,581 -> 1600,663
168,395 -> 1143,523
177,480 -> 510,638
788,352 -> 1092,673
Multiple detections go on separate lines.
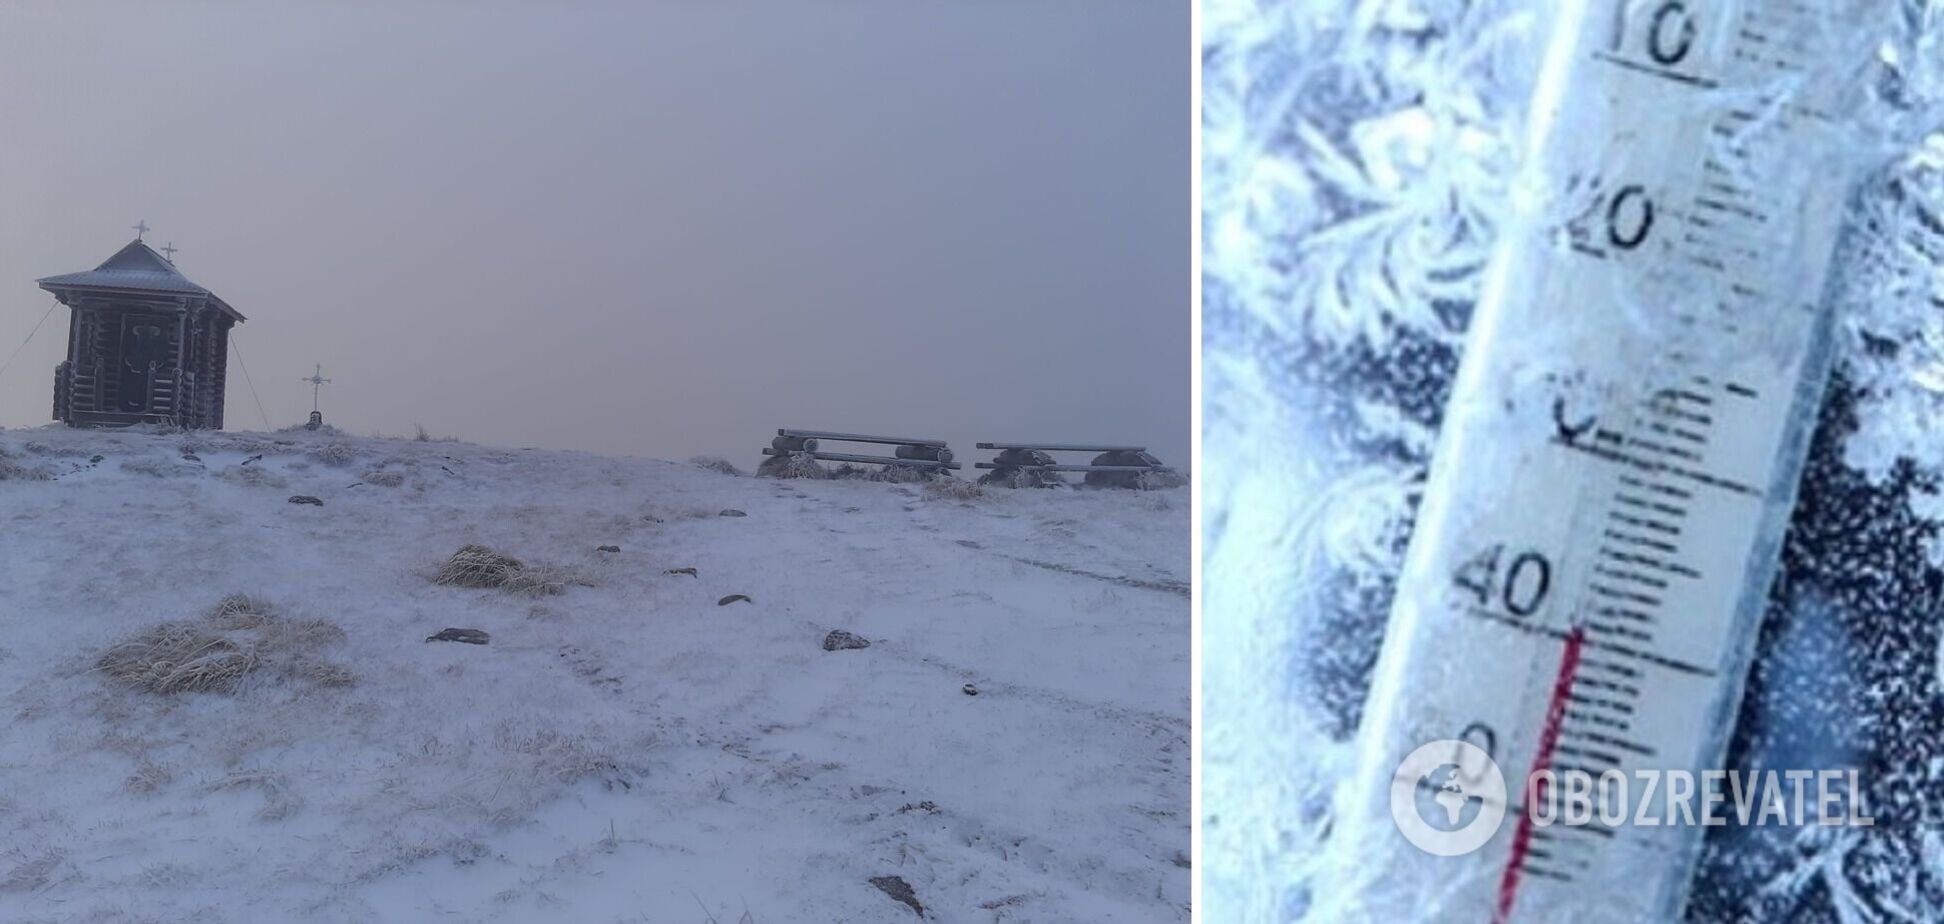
0,426 -> 1188,923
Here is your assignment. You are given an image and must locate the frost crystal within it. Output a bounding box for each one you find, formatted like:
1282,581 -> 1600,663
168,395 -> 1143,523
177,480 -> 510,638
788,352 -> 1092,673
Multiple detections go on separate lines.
1205,1 -> 1944,921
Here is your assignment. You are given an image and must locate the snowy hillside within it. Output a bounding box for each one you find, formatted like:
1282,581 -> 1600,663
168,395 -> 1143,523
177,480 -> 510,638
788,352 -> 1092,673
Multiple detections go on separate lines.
0,426 -> 1189,923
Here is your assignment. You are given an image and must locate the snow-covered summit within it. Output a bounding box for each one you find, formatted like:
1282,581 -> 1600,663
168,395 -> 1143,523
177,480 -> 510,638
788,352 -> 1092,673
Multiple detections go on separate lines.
0,425 -> 1188,922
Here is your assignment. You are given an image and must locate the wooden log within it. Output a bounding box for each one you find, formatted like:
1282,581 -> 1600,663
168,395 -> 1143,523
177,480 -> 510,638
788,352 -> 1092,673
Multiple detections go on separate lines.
976,442 -> 1147,453
779,428 -> 948,448
974,462 -> 1171,473
762,448 -> 961,470
992,448 -> 1057,467
1092,449 -> 1165,469
894,444 -> 954,463
771,435 -> 820,452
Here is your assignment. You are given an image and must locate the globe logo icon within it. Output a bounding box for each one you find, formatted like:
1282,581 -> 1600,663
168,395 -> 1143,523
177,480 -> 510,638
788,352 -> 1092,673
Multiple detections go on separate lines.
1390,740 -> 1507,856
1415,763 -> 1483,831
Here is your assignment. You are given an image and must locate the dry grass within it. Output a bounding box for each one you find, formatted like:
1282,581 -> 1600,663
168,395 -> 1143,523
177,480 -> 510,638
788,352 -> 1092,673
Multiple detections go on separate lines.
0,848 -> 65,892
19,441 -> 88,458
757,451 -> 830,479
494,725 -> 629,789
0,445 -> 57,481
95,594 -> 354,696
363,469 -> 407,488
923,479 -> 984,500
137,861 -> 194,888
757,452 -> 960,484
0,459 -> 53,481
504,570 -> 568,597
307,443 -> 360,467
118,456 -> 196,478
215,465 -> 289,489
96,622 -> 259,694
124,758 -> 174,795
207,593 -> 276,628
207,769 -> 304,821
834,463 -> 934,484
1135,470 -> 1189,490
294,659 -> 357,688
689,455 -> 743,476
980,468 -> 1067,489
436,544 -> 584,596
436,544 -> 527,588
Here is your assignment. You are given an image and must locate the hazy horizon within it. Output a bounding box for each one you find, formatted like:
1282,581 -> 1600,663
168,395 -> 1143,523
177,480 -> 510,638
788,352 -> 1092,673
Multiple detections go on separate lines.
0,1 -> 1187,468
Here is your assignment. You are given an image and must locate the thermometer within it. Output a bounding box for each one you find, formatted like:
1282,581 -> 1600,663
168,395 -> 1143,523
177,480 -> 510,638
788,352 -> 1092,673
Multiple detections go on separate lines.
1337,1 -> 1888,921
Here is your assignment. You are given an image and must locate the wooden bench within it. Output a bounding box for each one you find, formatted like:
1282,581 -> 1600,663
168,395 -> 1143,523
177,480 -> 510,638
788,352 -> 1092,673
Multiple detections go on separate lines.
759,428 -> 960,476
974,442 -> 1172,488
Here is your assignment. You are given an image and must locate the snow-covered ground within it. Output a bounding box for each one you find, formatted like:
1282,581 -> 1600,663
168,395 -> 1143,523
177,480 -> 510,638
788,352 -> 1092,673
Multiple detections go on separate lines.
0,425 -> 1188,923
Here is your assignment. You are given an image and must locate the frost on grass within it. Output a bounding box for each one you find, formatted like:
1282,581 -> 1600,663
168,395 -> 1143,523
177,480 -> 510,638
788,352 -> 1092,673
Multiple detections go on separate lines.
208,593 -> 277,628
982,467 -> 1066,489
1134,470 -> 1189,491
843,463 -> 932,484
0,445 -> 53,481
95,594 -> 353,695
119,456 -> 197,478
215,465 -> 289,490
206,769 -> 304,821
503,570 -> 569,597
124,757 -> 173,795
0,848 -> 65,892
923,479 -> 984,501
434,544 -> 575,596
757,450 -> 829,479
96,622 -> 258,694
756,450 -> 955,484
19,440 -> 88,458
337,723 -> 643,876
435,545 -> 527,588
307,442 -> 360,468
689,455 -> 743,476
362,469 -> 408,488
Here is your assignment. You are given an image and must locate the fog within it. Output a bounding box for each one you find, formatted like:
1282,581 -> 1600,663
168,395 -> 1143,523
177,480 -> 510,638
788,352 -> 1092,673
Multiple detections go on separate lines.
0,0 -> 1187,468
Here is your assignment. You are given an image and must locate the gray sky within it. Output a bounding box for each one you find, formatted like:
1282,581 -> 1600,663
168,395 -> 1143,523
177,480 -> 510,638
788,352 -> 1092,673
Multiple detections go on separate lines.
0,1 -> 1187,467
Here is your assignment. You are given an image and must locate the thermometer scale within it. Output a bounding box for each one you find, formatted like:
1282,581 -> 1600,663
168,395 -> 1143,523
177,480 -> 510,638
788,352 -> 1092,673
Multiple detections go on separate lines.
1339,1 -> 1889,920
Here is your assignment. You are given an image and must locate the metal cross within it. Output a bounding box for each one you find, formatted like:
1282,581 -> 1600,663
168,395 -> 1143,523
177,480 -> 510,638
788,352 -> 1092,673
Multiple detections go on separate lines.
132,220 -> 150,240
300,363 -> 333,413
160,242 -> 178,262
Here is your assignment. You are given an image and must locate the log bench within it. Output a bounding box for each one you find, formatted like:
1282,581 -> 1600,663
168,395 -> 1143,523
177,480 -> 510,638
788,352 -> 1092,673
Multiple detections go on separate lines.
759,428 -> 960,476
974,442 -> 1172,488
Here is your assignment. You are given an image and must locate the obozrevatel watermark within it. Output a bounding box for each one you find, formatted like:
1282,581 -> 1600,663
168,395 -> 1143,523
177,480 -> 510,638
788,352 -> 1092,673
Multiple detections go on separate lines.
1390,739 -> 1875,856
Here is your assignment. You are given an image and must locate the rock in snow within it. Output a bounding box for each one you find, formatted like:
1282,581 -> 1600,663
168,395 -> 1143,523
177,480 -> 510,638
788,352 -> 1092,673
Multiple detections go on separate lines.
823,629 -> 871,651
426,627 -> 490,645
869,875 -> 924,916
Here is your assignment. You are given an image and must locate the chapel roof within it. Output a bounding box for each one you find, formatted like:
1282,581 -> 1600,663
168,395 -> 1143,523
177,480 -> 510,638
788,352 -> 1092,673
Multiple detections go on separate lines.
38,239 -> 244,321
